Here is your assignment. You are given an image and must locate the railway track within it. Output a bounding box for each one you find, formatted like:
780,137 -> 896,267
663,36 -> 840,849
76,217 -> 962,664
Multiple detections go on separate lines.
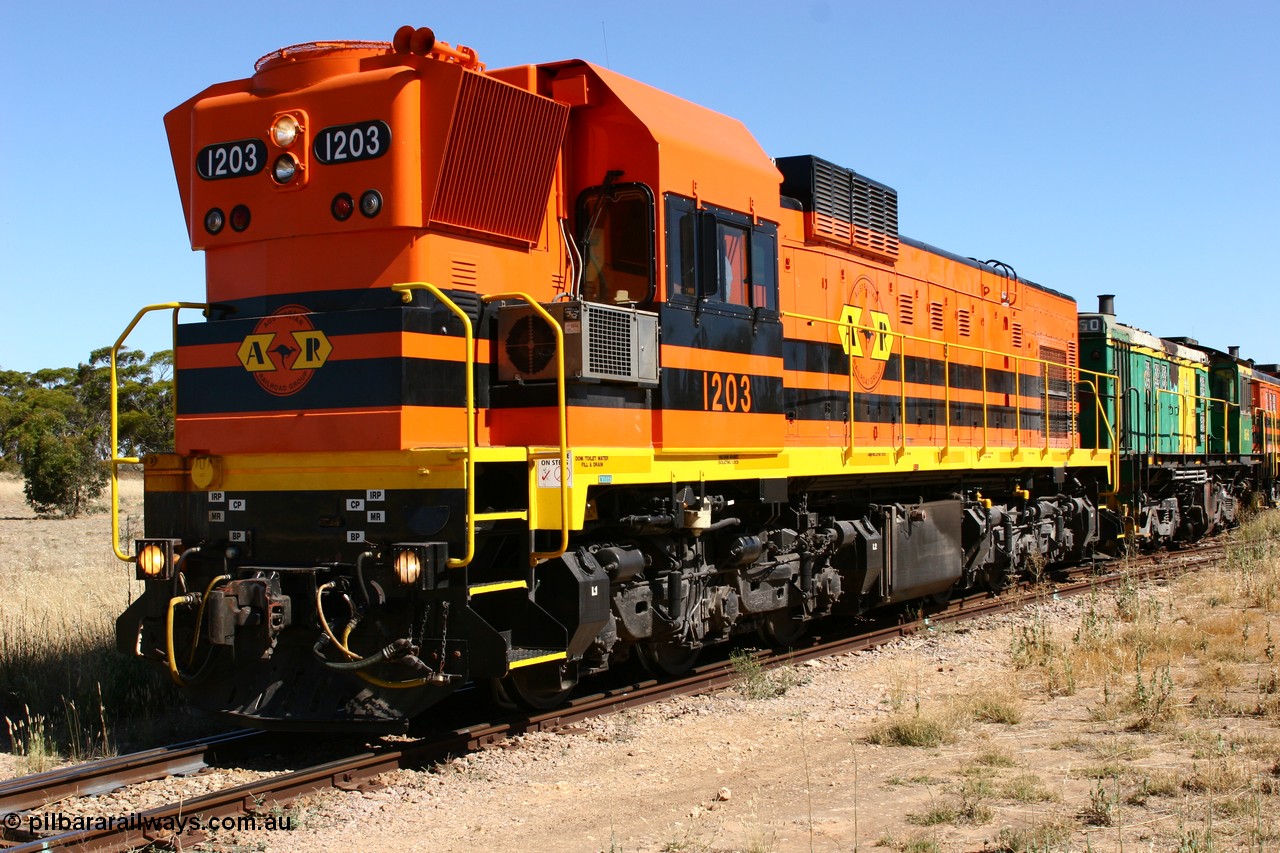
0,541 -> 1228,851
0,731 -> 262,820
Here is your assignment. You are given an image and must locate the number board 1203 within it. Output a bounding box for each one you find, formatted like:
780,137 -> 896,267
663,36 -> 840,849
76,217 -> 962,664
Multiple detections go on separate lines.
197,139 -> 267,180
313,120 -> 391,165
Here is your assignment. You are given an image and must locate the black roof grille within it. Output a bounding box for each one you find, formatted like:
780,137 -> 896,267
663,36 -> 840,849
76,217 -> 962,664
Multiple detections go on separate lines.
777,155 -> 899,262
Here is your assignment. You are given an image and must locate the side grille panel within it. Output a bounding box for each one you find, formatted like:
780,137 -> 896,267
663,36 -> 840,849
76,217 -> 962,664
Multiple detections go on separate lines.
432,73 -> 569,244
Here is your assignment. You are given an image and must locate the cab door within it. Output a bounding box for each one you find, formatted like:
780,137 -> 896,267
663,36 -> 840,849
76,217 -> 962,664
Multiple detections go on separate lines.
656,196 -> 784,449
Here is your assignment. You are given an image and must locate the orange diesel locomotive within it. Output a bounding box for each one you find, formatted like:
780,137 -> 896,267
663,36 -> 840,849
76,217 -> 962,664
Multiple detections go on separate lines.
115,27 -> 1112,727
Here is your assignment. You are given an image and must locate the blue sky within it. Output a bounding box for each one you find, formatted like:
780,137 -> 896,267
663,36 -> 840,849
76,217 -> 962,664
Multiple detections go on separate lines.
1,1 -> 1276,373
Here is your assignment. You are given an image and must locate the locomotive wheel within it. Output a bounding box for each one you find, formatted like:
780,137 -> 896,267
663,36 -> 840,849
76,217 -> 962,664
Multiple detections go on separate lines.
636,641 -> 700,677
759,612 -> 808,647
491,666 -> 574,711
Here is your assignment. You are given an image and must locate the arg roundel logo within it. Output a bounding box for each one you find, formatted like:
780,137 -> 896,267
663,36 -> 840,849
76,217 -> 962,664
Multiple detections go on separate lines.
235,304 -> 332,396
839,277 -> 894,391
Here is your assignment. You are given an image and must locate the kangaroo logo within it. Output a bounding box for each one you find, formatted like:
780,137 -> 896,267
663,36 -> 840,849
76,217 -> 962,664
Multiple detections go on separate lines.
236,304 -> 332,396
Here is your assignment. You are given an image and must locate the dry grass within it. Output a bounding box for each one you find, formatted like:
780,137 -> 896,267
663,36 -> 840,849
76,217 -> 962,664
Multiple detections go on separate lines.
996,508 -> 1280,848
0,474 -> 188,771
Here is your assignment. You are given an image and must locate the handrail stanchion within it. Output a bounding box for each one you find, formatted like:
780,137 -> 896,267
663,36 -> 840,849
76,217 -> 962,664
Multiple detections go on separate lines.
942,342 -> 951,457
110,302 -> 208,563
980,350 -> 989,456
481,292 -> 570,565
392,283 -> 478,568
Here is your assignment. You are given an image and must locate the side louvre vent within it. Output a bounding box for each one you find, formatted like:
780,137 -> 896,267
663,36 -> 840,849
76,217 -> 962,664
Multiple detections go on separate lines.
1012,322 -> 1024,349
898,293 -> 914,326
450,255 -> 479,289
957,308 -> 971,337
929,301 -> 945,333
776,155 -> 899,262
432,72 -> 569,244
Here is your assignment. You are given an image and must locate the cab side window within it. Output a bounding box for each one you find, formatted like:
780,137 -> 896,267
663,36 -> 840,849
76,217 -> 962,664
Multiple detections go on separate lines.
664,195 -> 777,313
577,184 -> 655,305
717,221 -> 750,305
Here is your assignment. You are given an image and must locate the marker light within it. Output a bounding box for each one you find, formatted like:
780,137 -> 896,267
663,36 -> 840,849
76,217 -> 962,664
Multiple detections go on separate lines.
272,154 -> 298,185
392,549 -> 422,586
271,114 -> 300,148
135,539 -> 181,581
390,542 -> 445,590
204,208 -> 225,235
230,205 -> 251,232
331,193 -> 354,221
359,190 -> 383,218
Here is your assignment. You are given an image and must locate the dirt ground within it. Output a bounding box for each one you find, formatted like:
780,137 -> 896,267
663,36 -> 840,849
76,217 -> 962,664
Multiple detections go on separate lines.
4,474 -> 1280,852
245,597 -> 1279,853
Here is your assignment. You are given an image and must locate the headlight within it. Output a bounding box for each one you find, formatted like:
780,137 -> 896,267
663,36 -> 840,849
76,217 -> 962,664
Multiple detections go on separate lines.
204,208 -> 225,235
271,114 -> 300,148
272,154 -> 299,185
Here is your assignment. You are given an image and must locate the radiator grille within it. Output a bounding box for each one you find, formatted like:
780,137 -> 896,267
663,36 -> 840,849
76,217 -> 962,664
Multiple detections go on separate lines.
776,155 -> 898,261
432,73 -> 569,244
850,171 -> 899,258
1042,345 -> 1071,438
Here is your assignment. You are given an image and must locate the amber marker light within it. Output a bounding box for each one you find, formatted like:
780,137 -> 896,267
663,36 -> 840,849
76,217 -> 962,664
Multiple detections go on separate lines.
271,114 -> 301,148
392,548 -> 422,585
135,539 -> 181,580
390,543 -> 444,590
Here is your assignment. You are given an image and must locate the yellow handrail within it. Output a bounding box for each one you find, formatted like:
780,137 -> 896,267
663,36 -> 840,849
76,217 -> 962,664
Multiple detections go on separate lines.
845,322 -> 856,458
110,302 -> 208,562
1077,378 -> 1119,492
1252,406 -> 1279,480
942,343 -> 951,456
897,342 -> 907,458
784,309 -> 1117,458
392,282 -> 478,568
1154,387 -> 1236,454
481,292 -> 570,565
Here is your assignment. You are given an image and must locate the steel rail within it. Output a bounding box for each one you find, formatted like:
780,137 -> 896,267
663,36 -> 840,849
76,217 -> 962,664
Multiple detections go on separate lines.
6,542 -> 1229,851
0,731 -> 261,819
